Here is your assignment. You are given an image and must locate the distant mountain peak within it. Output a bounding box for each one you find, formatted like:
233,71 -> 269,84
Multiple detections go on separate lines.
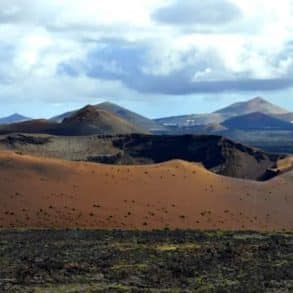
78,104 -> 97,112
57,103 -> 146,135
95,101 -> 167,131
0,113 -> 30,125
96,101 -> 128,112
248,97 -> 275,105
7,113 -> 28,119
98,101 -> 117,106
10,113 -> 24,117
250,96 -> 266,102
63,105 -> 108,123
215,97 -> 288,115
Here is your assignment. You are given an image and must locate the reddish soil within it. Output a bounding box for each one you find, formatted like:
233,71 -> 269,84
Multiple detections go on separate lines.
0,151 -> 292,231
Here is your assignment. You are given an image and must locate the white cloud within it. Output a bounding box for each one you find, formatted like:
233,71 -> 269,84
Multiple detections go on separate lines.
0,0 -> 292,116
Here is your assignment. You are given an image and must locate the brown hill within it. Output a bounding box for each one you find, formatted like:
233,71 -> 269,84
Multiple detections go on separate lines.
0,119 -> 57,134
54,105 -> 145,136
50,102 -> 166,133
0,150 -> 292,231
96,102 -> 167,132
0,106 -> 145,136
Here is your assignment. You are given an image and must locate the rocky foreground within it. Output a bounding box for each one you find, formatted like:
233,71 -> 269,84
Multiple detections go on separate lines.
0,230 -> 292,292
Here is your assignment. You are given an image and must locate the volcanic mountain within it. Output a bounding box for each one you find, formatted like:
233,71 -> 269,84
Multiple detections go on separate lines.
222,112 -> 293,131
155,97 -> 289,127
0,113 -> 30,125
51,102 -> 166,133
96,102 -> 166,132
215,97 -> 288,116
53,105 -> 145,136
0,106 -> 145,136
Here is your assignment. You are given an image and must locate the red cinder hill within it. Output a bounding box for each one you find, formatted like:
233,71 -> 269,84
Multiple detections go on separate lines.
0,150 -> 292,231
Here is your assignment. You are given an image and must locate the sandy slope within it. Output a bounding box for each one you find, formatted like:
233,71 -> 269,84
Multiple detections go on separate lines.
0,150 -> 292,231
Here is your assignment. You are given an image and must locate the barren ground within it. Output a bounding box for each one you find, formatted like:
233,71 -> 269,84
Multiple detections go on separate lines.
0,229 -> 292,292
0,150 -> 292,231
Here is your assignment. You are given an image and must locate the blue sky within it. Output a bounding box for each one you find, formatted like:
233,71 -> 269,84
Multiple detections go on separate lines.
0,0 -> 292,118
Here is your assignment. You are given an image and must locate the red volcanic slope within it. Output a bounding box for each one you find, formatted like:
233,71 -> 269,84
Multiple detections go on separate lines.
0,150 -> 292,231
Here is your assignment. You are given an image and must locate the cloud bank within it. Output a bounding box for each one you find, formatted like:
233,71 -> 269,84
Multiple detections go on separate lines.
0,0 -> 292,116
153,0 -> 241,26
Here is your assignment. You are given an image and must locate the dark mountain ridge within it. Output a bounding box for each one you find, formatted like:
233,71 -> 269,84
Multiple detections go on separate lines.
222,112 -> 293,130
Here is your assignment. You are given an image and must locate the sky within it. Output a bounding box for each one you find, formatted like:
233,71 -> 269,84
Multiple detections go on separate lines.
0,0 -> 293,118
